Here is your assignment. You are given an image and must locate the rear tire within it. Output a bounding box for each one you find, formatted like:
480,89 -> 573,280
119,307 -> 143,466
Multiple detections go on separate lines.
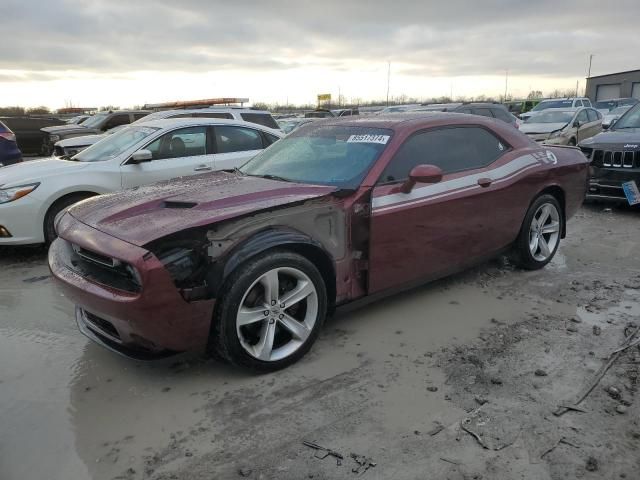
512,194 -> 563,270
44,194 -> 93,245
209,250 -> 327,372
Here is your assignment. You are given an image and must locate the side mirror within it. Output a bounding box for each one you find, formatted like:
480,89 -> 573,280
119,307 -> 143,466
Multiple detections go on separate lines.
129,149 -> 153,164
573,119 -> 582,128
401,164 -> 443,193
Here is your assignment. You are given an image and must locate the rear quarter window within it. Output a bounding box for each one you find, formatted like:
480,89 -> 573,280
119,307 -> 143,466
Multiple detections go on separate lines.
240,113 -> 280,129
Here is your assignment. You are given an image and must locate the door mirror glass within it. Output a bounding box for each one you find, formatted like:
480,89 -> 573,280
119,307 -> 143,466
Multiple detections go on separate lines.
129,149 -> 153,164
401,164 -> 443,193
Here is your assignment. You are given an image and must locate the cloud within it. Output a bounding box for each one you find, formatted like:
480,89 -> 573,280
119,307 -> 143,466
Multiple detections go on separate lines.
2,0 -> 639,78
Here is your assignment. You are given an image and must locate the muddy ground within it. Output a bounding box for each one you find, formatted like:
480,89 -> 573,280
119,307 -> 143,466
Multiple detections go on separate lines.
1,203 -> 639,480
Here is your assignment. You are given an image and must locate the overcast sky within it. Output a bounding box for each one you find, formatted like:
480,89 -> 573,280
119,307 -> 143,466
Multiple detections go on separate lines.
2,0 -> 639,108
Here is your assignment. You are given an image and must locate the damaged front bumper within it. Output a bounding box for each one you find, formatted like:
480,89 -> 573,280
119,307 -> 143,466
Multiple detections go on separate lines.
49,213 -> 216,358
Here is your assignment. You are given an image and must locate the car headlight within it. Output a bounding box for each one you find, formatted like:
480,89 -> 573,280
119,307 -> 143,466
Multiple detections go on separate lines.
158,247 -> 199,284
0,183 -> 40,204
548,130 -> 563,139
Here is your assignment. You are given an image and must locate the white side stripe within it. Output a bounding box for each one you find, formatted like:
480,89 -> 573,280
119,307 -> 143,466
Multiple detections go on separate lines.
372,154 -> 539,212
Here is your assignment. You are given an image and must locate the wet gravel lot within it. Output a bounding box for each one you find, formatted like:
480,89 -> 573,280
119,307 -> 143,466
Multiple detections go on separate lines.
1,203 -> 639,480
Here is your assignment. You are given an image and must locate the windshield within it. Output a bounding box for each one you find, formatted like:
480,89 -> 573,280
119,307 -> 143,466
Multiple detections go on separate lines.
532,100 -> 573,112
524,112 -> 575,123
525,111 -> 574,124
241,126 -> 392,189
81,113 -> 109,129
277,120 -> 299,134
595,101 -> 616,110
73,126 -> 159,162
609,106 -> 630,115
612,104 -> 640,129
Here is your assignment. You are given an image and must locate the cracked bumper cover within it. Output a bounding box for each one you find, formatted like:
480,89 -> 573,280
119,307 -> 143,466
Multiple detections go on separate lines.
49,213 -> 216,357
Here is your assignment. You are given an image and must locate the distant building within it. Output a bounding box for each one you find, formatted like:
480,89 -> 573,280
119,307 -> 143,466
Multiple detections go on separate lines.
585,69 -> 640,101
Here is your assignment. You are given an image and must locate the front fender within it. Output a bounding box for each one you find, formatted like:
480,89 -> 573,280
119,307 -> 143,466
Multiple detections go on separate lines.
208,227 -> 336,299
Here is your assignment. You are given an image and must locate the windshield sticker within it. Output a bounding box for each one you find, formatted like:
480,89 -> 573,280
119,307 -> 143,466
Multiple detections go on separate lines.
347,134 -> 390,144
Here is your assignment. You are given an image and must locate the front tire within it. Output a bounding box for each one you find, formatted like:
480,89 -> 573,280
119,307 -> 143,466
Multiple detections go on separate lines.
209,250 -> 327,372
512,194 -> 563,270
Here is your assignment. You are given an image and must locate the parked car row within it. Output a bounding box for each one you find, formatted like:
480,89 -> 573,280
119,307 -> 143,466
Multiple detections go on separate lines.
52,107 -> 280,157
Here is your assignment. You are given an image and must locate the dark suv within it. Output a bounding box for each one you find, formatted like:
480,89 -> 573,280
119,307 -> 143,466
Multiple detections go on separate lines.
40,110 -> 150,155
579,102 -> 640,204
0,120 -> 23,166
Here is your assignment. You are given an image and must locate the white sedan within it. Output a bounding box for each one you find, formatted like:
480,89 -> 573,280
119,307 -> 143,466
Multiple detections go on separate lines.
0,118 -> 282,245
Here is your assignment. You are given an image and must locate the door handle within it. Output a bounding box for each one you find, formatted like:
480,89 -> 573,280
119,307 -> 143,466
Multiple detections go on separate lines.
194,165 -> 212,172
477,177 -> 492,188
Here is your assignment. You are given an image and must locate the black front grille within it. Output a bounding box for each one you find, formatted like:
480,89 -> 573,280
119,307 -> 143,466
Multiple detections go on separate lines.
592,149 -> 640,168
64,242 -> 141,293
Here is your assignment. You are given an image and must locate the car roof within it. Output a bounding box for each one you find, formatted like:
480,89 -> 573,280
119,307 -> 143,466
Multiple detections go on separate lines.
132,117 -> 282,134
310,112 -> 494,130
300,112 -> 530,148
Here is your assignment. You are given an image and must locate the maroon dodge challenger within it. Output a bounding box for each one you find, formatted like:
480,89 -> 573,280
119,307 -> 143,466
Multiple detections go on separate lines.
49,114 -> 588,370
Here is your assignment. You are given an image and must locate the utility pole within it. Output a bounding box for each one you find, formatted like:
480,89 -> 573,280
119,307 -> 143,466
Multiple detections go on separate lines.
386,62 -> 391,107
587,54 -> 594,78
576,80 -> 579,97
504,69 -> 509,101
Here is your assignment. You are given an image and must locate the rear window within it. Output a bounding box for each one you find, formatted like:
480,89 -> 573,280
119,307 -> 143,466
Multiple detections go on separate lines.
493,108 -> 515,123
195,112 -> 233,119
215,126 -> 265,153
240,112 -> 279,129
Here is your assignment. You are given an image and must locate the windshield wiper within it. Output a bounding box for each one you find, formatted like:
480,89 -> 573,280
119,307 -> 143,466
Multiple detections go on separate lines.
250,174 -> 292,182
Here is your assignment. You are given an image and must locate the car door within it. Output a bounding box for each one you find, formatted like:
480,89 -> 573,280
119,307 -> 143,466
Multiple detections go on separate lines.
585,108 -> 603,139
368,126 -> 535,294
212,125 -> 268,170
120,125 -> 214,189
574,110 -> 590,143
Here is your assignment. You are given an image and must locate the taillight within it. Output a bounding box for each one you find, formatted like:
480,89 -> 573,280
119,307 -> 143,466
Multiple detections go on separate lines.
0,132 -> 16,142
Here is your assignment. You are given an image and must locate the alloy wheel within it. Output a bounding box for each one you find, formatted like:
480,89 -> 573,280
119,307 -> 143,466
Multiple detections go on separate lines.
236,267 -> 318,362
528,203 -> 560,261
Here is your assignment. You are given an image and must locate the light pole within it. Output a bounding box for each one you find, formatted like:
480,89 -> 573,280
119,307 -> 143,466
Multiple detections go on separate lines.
504,69 -> 509,101
587,54 -> 594,78
386,62 -> 391,107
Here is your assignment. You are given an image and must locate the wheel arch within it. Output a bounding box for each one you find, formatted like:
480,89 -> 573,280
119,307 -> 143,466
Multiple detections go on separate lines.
215,227 -> 337,308
43,190 -> 100,235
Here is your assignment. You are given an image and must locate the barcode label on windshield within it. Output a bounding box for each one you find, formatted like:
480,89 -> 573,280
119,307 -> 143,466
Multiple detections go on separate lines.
347,134 -> 390,144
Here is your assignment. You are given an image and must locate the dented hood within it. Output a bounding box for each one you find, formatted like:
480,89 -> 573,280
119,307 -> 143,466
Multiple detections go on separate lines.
68,171 -> 338,247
